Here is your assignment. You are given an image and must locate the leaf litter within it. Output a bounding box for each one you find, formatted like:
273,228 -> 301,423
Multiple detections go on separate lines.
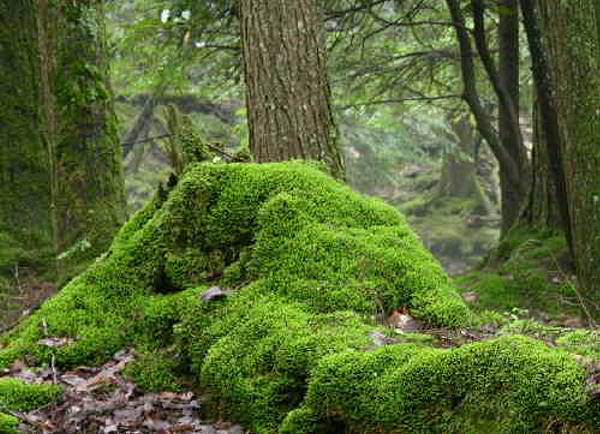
0,348 -> 245,434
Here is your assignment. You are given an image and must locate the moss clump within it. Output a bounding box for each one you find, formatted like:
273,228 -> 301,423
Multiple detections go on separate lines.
0,162 -> 469,370
183,296 -> 373,431
0,378 -> 62,412
556,330 -> 600,360
0,413 -> 19,434
285,336 -> 596,433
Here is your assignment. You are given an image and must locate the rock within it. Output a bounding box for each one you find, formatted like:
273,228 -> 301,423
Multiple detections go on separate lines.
368,331 -> 397,348
200,286 -> 228,303
462,291 -> 479,303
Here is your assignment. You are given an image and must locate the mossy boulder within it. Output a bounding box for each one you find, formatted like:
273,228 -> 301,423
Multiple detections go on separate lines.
0,162 -> 597,432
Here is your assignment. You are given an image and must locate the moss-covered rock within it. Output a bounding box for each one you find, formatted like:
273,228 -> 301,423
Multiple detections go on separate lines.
1,162 -> 597,432
283,336 -> 596,433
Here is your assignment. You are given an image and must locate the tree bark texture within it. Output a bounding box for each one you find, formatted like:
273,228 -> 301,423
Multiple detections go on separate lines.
0,0 -> 125,278
520,99 -> 562,231
0,1 -> 54,274
531,0 -> 600,295
239,0 -> 344,178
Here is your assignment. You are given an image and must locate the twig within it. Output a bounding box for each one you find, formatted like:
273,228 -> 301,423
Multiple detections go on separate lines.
14,264 -> 21,294
51,355 -> 57,385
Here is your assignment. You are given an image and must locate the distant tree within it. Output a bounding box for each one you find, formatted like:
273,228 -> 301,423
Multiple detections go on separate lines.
446,0 -> 530,235
239,0 -> 344,177
0,0 -> 125,280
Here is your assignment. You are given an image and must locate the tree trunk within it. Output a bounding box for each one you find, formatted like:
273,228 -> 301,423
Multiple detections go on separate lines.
446,0 -> 529,235
239,0 -> 344,178
0,0 -> 125,279
530,0 -> 600,295
0,0 -> 54,275
497,0 -> 529,233
520,99 -> 562,230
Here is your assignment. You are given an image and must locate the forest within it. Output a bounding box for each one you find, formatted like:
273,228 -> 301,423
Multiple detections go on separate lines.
1,0 -> 599,433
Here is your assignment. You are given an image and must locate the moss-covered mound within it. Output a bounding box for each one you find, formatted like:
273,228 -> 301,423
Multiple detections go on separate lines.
282,335 -> 596,433
1,162 -> 597,432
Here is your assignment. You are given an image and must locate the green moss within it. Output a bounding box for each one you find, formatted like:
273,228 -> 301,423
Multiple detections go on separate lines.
289,336 -> 596,433
0,378 -> 62,412
0,162 -> 492,432
123,350 -> 183,393
0,413 -> 19,434
556,330 -> 600,360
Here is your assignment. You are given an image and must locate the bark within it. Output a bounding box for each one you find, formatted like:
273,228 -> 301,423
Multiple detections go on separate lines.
495,0 -> 530,233
527,0 -> 600,295
239,0 -> 344,178
519,0 -> 572,250
0,0 -> 125,279
51,0 -> 126,271
0,1 -> 54,274
520,99 -> 561,230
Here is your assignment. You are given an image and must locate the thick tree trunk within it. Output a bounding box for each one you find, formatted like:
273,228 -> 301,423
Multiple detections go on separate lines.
0,1 -> 54,275
46,0 -> 126,273
521,0 -> 600,297
0,0 -> 125,279
239,0 -> 344,178
532,1 -> 600,295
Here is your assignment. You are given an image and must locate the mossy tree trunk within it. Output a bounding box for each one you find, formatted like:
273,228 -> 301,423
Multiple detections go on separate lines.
0,1 -> 54,276
50,0 -> 126,273
0,0 -> 125,281
239,0 -> 344,178
522,0 -> 600,295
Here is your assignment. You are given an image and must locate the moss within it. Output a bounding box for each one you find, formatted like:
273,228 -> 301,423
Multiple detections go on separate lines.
0,378 -> 62,412
187,297 -> 373,431
556,330 -> 600,360
123,350 -> 183,393
289,336 -> 596,433
0,413 -> 19,434
0,162 -> 489,432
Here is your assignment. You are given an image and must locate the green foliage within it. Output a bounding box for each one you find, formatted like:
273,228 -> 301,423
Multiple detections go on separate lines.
0,378 -> 62,412
287,336 -> 595,433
